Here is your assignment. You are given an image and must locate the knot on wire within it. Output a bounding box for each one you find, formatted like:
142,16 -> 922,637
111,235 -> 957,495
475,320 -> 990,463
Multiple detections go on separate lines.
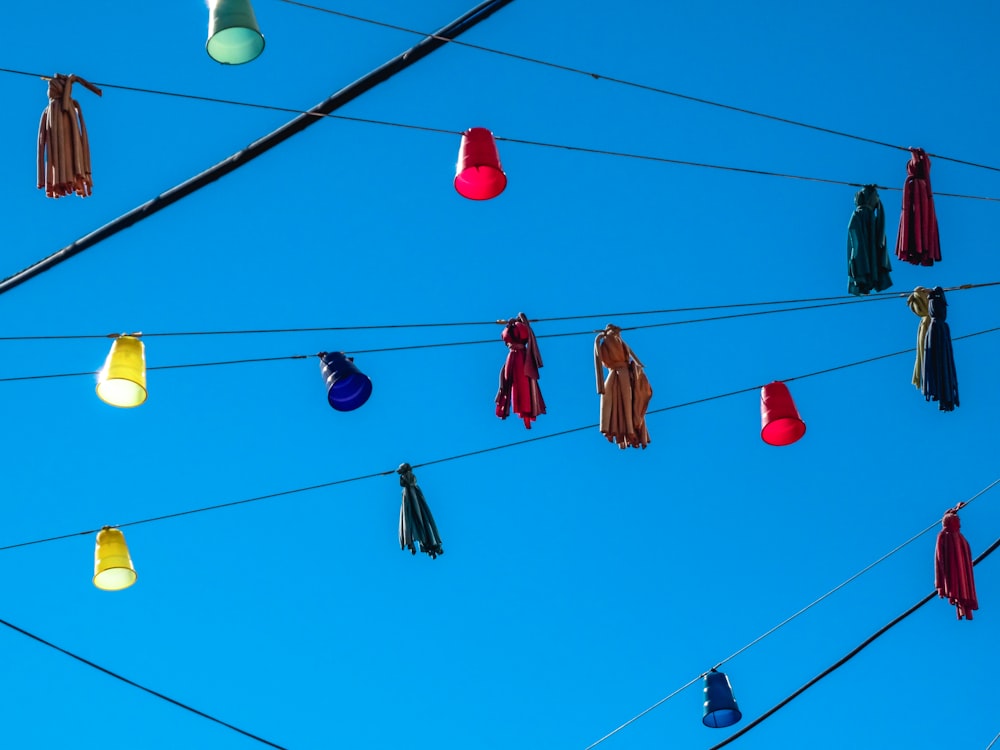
397,462 -> 415,486
907,287 -> 931,319
47,73 -> 102,106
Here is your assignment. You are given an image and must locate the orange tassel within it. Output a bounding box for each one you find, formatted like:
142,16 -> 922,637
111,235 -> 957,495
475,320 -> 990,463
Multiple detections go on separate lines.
37,74 -> 102,198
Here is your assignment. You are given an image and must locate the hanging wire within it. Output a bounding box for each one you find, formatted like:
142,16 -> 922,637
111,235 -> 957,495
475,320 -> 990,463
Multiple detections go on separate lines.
2,308 -> 999,386
0,291 -> 898,341
2,65 -> 1000,204
356,324 -> 1000,368
986,730 -> 1000,750
0,355 -> 311,384
0,290 -> 916,343
707,532 -> 1000,750
538,284 -> 988,322
0,281 -> 996,344
0,65 -> 460,135
716,476 -> 1000,666
583,478 -> 1000,750
582,676 -> 705,750
4,336 -> 999,554
492,135 -> 1000,202
0,616 -> 288,749
0,282 -> 995,360
0,470 -> 396,552
273,0 -> 1000,174
0,65 -> 464,135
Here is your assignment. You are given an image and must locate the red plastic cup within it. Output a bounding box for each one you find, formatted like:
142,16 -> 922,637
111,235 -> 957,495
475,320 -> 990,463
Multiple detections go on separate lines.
454,127 -> 507,200
760,381 -> 806,446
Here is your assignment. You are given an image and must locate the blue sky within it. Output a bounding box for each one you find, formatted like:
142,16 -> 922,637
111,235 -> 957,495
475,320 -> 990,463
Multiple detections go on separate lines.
0,1 -> 998,748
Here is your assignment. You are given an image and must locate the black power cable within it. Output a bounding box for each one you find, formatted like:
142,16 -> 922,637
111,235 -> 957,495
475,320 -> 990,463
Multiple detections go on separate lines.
0,617 -> 289,749
0,0 -> 516,298
707,534 -> 1000,749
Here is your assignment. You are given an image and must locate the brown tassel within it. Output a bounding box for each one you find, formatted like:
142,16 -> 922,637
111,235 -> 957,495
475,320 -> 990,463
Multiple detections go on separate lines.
37,74 -> 102,198
595,324 -> 652,449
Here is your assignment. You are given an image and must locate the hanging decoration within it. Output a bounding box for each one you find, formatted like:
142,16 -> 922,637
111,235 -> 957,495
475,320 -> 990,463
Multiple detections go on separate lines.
847,184 -> 892,296
93,527 -> 137,591
759,381 -> 806,446
318,352 -> 372,411
702,669 -> 742,728
594,324 -> 652,449
96,335 -> 147,408
934,504 -> 977,620
37,74 -> 102,199
496,313 -> 545,429
398,463 -> 443,559
906,287 -> 932,390
921,286 -> 959,411
895,147 -> 941,266
454,127 -> 507,200
206,0 -> 265,65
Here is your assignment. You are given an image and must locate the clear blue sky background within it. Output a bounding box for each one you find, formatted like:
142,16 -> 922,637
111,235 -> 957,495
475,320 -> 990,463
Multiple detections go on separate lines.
0,1 -> 997,748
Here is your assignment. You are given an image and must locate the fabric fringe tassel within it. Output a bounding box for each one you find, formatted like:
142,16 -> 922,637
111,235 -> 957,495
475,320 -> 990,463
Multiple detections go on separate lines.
847,184 -> 892,295
495,312 -> 545,429
594,324 -> 652,449
37,73 -> 102,199
895,147 -> 941,266
398,463 -> 443,559
906,287 -> 932,389
934,504 -> 977,620
922,286 -> 959,411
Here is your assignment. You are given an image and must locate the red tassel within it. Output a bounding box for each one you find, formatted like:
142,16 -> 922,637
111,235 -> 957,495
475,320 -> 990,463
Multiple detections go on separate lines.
894,148 -> 941,266
495,313 -> 545,429
934,505 -> 978,620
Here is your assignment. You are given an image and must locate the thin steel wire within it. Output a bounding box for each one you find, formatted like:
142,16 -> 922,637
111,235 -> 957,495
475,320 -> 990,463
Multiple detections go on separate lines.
584,479 -> 1000,750
0,290 -> 903,341
2,66 -> 999,201
716,477 -> 1000,666
12,320 -> 1000,386
707,532 -> 1000,749
3,337 -> 998,553
273,0 -> 1000,173
581,676 -> 704,750
0,281 -> 995,344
